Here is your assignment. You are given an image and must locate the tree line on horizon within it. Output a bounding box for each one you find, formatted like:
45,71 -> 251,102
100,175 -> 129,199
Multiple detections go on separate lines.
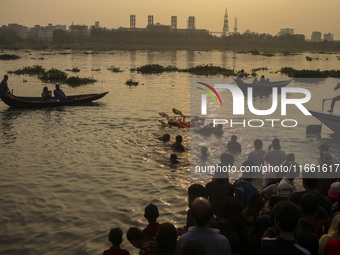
1,26 -> 340,52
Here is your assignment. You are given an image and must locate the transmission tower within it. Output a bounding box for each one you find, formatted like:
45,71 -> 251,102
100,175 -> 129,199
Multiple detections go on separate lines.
234,17 -> 238,33
222,7 -> 229,36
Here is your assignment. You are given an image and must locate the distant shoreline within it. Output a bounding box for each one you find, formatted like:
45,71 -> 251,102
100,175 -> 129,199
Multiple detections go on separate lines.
1,42 -> 340,53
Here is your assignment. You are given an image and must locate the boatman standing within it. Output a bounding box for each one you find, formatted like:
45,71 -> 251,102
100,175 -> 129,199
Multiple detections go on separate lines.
0,75 -> 11,96
236,69 -> 246,78
328,83 -> 340,112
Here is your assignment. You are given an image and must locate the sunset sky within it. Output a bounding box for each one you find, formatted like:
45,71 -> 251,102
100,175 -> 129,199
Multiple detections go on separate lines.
1,0 -> 339,39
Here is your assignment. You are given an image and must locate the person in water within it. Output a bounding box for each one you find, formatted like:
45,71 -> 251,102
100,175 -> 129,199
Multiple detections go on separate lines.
172,135 -> 185,152
227,135 -> 242,153
170,153 -> 179,164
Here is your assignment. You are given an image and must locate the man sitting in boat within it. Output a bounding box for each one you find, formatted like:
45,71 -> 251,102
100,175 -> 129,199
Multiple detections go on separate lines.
252,77 -> 259,86
41,87 -> 55,102
53,85 -> 67,101
0,75 -> 12,97
259,75 -> 266,86
328,83 -> 340,112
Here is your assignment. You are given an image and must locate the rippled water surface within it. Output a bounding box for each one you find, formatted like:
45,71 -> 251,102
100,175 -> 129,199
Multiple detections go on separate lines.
1,50 -> 340,254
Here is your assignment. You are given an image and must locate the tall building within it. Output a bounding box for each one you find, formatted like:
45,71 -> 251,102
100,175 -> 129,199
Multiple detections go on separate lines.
130,15 -> 136,29
187,16 -> 195,30
323,33 -> 334,41
278,28 -> 294,36
222,7 -> 229,36
148,15 -> 154,26
311,31 -> 322,42
69,24 -> 89,37
7,23 -> 28,39
171,16 -> 177,30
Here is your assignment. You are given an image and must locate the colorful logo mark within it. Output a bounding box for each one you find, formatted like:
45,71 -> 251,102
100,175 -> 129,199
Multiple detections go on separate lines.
196,82 -> 223,106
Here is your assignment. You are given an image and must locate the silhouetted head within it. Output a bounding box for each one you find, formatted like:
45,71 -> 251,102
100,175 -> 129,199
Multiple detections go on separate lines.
188,184 -> 205,207
231,135 -> 237,142
272,201 -> 300,233
156,223 -> 177,253
300,192 -> 319,217
108,227 -> 123,246
286,153 -> 295,162
319,143 -> 329,153
126,227 -> 147,248
254,139 -> 263,149
4,75 -> 8,80
190,197 -> 213,227
220,197 -> 242,220
272,138 -> 281,150
201,146 -> 208,155
170,153 -> 179,164
246,194 -> 265,217
55,84 -> 60,90
302,177 -> 318,190
144,203 -> 159,220
176,135 -> 182,143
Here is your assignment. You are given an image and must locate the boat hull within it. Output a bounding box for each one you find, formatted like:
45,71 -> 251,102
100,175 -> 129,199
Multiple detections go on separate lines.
0,92 -> 108,108
309,110 -> 340,133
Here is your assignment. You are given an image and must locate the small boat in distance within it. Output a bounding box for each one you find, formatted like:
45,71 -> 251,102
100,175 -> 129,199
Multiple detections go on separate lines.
234,78 -> 292,92
0,92 -> 108,108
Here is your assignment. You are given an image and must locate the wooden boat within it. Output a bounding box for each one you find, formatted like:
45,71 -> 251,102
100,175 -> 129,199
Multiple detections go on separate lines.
309,110 -> 340,134
234,78 -> 292,92
0,92 -> 108,108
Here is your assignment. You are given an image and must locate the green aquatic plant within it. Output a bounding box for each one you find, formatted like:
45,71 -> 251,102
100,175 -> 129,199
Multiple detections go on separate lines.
8,65 -> 97,85
0,54 -> 21,60
39,68 -> 68,83
65,76 -> 97,86
184,64 -> 235,76
249,50 -> 260,55
8,65 -> 46,75
262,52 -> 275,57
108,66 -> 123,72
133,64 -> 166,74
280,67 -> 340,78
66,67 -> 80,72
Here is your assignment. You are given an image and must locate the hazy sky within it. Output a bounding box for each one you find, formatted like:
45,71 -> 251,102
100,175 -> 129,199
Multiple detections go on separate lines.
1,0 -> 339,39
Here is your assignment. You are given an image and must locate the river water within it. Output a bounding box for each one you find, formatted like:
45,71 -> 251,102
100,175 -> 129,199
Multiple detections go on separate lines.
0,49 -> 340,255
